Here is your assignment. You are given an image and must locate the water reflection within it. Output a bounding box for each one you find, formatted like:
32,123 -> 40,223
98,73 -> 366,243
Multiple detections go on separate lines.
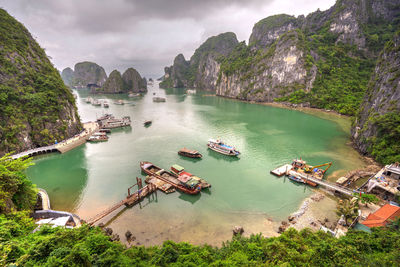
178,192 -> 201,204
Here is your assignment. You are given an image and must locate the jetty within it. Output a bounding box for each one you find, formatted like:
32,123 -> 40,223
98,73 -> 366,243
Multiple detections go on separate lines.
87,178 -> 157,225
11,122 -> 98,159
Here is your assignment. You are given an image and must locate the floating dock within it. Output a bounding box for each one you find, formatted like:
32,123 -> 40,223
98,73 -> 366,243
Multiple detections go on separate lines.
270,164 -> 292,176
145,176 -> 175,194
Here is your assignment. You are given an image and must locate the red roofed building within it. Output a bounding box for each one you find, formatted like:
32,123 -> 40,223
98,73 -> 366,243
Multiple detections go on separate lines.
362,204 -> 400,228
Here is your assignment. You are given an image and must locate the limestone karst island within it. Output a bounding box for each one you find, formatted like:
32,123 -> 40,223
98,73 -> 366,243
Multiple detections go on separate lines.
1,0 -> 400,265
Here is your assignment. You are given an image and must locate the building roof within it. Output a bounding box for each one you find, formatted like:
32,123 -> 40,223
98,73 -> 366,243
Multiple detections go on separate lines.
362,204 -> 400,228
386,163 -> 400,175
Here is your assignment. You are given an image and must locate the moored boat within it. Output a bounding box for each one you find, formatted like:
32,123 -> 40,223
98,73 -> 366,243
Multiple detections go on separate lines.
170,164 -> 211,189
85,97 -> 93,103
207,139 -> 240,156
88,133 -> 108,142
144,120 -> 152,126
288,175 -> 305,184
129,93 -> 141,98
140,161 -> 201,195
114,99 -> 124,105
92,99 -> 101,106
103,101 -> 109,108
178,148 -> 202,158
153,97 -> 166,102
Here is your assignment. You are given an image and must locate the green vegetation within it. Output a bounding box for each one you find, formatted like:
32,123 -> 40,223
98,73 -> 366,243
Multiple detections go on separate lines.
0,8 -> 81,154
367,111 -> 400,164
1,155 -> 400,266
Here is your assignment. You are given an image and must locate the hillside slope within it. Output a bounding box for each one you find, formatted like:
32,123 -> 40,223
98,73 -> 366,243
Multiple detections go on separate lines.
0,9 -> 82,155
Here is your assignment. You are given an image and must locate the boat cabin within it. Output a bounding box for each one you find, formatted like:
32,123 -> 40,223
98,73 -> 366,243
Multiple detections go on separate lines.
292,159 -> 307,169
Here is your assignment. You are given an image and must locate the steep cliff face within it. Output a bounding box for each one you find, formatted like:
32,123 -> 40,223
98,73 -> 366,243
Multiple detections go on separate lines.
72,61 -> 107,87
160,32 -> 238,90
0,9 -> 82,155
122,67 -> 147,93
352,32 -> 400,164
61,67 -> 74,87
100,70 -> 124,93
161,0 -> 400,115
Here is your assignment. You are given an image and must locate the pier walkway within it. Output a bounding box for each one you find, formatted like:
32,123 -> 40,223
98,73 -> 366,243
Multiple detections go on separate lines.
87,184 -> 156,225
288,170 -> 357,196
11,122 -> 98,159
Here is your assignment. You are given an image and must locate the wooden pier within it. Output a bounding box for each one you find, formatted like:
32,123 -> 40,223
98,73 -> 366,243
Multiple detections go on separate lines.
87,178 -> 157,225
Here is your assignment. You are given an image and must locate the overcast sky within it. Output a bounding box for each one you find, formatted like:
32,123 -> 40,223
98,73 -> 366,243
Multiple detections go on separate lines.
0,0 -> 335,78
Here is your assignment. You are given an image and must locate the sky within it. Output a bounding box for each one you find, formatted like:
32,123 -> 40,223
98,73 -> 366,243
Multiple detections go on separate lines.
0,0 -> 335,78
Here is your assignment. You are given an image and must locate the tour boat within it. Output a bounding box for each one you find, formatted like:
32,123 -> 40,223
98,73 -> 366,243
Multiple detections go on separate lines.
178,148 -> 202,158
170,164 -> 211,189
88,133 -> 108,142
92,99 -> 101,106
207,139 -> 240,156
140,161 -> 201,195
153,97 -> 166,102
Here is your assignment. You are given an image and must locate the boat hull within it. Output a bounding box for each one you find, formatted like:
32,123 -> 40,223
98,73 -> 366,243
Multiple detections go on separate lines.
207,144 -> 240,156
178,151 -> 202,158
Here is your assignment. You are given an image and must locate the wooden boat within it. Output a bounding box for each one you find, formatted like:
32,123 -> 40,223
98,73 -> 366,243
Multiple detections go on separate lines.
144,120 -> 152,126
207,139 -> 240,156
140,161 -> 201,195
153,97 -> 166,102
92,99 -> 101,106
170,164 -> 211,189
178,148 -> 202,158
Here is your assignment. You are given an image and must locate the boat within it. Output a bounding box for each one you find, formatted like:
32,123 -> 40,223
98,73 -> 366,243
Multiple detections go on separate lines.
207,139 -> 240,156
92,99 -> 101,106
103,101 -> 109,108
99,128 -> 111,133
288,175 -> 305,184
140,161 -> 201,195
88,133 -> 108,142
144,120 -> 152,126
85,97 -> 93,103
114,100 -> 124,105
170,164 -> 211,189
128,93 -> 141,98
153,97 -> 166,102
178,148 -> 202,158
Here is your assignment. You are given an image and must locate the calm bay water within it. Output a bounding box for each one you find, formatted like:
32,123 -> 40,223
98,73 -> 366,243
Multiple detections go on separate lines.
27,84 -> 365,245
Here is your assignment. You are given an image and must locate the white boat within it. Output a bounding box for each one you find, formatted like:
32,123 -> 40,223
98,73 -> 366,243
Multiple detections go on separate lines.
128,93 -> 141,98
103,101 -> 109,108
207,139 -> 240,156
92,99 -> 101,106
85,97 -> 93,103
114,99 -> 124,105
153,97 -> 166,102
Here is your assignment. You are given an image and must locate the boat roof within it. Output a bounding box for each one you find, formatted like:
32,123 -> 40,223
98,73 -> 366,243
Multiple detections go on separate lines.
172,164 -> 184,172
179,148 -> 199,154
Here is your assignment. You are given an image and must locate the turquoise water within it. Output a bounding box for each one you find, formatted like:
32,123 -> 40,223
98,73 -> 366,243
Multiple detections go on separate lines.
27,84 -> 364,245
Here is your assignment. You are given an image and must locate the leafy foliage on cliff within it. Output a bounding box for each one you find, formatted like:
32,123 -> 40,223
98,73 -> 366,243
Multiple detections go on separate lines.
0,155 -> 36,213
0,8 -> 81,154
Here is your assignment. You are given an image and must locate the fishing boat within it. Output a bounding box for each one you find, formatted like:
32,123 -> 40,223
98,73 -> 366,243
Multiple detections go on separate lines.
170,164 -> 211,189
114,99 -> 124,105
144,120 -> 152,126
153,97 -> 166,102
207,139 -> 240,156
178,148 -> 202,158
92,99 -> 101,106
140,161 -> 201,195
103,101 -> 109,108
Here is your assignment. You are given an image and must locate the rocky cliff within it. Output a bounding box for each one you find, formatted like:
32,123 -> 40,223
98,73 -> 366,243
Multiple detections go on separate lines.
160,32 -> 238,90
61,61 -> 107,88
0,9 -> 82,155
99,70 -> 124,93
161,0 -> 400,115
61,67 -> 74,87
122,67 -> 147,93
352,32 -> 400,164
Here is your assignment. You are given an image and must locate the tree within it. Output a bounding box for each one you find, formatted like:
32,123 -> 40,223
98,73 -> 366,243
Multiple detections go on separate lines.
358,193 -> 380,207
336,198 -> 359,226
